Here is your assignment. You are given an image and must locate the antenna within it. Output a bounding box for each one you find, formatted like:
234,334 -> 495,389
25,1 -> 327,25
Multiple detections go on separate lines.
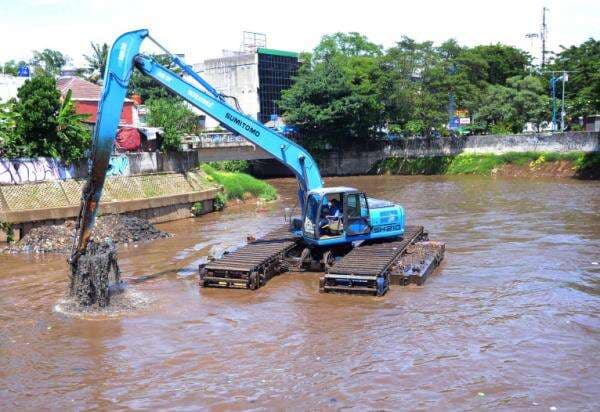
541,6 -> 549,68
242,31 -> 266,53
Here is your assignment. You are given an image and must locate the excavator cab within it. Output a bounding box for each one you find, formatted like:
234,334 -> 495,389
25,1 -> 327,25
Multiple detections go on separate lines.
301,187 -> 372,246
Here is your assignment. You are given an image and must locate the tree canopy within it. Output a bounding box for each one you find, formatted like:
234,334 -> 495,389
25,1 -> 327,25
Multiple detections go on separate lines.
84,42 -> 109,84
280,33 -> 545,143
1,75 -> 89,163
30,49 -> 68,76
279,33 -> 385,148
547,38 -> 600,119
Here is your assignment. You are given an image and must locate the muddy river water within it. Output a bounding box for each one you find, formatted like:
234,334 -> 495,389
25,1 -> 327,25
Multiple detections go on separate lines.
1,175 -> 599,410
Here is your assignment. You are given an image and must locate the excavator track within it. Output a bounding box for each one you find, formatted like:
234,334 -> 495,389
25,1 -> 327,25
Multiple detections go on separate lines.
320,225 -> 424,296
199,225 -> 299,289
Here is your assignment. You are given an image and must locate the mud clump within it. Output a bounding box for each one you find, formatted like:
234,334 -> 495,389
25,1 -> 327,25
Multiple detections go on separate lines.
69,240 -> 121,307
3,215 -> 171,254
390,241 -> 445,286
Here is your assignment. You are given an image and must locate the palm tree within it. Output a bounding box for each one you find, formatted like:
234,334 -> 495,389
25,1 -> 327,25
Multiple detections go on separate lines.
84,42 -> 109,84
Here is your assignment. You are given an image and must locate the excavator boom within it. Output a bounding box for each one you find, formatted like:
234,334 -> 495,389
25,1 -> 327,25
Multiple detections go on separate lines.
70,29 -> 322,262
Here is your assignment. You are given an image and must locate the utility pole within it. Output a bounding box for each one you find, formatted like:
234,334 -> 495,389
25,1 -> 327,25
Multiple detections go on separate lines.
561,71 -> 568,131
541,7 -> 549,68
549,71 -> 569,131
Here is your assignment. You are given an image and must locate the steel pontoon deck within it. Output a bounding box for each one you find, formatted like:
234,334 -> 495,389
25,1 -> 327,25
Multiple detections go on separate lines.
199,225 -> 299,289
320,225 -> 424,295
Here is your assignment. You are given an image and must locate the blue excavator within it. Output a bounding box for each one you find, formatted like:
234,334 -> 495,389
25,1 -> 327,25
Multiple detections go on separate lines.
70,30 -> 407,293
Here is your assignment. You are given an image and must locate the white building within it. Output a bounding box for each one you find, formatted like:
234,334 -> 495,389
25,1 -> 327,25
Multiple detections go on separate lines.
186,48 -> 300,130
0,74 -> 28,102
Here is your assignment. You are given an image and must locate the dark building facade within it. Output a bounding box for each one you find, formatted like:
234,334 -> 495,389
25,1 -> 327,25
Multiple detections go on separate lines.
256,48 -> 299,124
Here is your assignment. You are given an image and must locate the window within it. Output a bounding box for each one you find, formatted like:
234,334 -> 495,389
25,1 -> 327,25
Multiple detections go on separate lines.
347,194 -> 360,218
257,52 -> 299,123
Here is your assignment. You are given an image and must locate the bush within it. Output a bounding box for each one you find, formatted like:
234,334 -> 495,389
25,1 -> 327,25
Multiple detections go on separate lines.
213,193 -> 226,210
201,164 -> 277,201
574,152 -> 600,178
56,90 -> 91,164
191,201 -> 204,216
207,160 -> 250,173
146,98 -> 198,151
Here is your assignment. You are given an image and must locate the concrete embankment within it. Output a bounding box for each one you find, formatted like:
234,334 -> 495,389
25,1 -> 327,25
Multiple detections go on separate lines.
0,171 -> 221,242
249,131 -> 600,177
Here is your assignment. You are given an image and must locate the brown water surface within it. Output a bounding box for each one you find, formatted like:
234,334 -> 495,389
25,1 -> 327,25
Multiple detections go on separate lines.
1,175 -> 599,410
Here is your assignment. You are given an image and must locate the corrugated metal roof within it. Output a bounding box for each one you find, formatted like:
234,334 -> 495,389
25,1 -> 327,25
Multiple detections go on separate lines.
57,76 -> 132,102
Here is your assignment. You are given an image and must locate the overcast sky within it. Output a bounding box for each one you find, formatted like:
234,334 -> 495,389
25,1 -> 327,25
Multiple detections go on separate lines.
1,0 -> 598,67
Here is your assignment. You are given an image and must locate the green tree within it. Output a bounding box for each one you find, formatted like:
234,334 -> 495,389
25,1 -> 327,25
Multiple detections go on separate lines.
56,90 -> 91,163
2,60 -> 27,76
146,98 -> 198,151
475,75 -> 549,133
4,77 -> 90,161
467,44 -> 531,85
377,37 -> 450,136
0,99 -> 20,157
279,33 -> 384,147
548,38 -> 600,119
84,42 -> 109,84
30,49 -> 68,76
12,75 -> 62,157
128,54 -> 180,102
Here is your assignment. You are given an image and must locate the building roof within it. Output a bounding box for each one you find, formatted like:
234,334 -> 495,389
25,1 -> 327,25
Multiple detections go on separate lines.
57,76 -> 132,102
257,48 -> 299,58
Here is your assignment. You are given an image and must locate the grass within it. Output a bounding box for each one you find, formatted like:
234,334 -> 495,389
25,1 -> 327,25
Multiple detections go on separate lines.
200,164 -> 278,202
373,151 -> 599,178
371,156 -> 452,175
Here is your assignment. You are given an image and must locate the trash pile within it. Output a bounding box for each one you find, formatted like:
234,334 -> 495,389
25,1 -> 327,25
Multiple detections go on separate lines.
3,215 -> 170,254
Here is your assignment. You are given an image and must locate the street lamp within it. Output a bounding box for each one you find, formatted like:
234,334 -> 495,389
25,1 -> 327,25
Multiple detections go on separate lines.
550,71 -> 568,132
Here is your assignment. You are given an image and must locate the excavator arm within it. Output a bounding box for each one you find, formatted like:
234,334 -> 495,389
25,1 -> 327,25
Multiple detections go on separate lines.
70,29 -> 322,262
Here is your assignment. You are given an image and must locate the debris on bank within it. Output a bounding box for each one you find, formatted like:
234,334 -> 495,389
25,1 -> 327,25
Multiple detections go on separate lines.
2,215 -> 170,254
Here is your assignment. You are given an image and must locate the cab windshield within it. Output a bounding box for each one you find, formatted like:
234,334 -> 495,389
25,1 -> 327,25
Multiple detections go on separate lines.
303,194 -> 320,238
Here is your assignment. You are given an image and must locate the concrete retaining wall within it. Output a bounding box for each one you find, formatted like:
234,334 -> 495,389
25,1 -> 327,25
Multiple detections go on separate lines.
2,132 -> 597,182
252,131 -> 600,177
0,171 -> 221,241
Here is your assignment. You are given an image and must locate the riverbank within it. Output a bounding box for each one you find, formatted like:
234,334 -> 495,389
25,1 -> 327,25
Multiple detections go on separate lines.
0,171 -> 221,242
201,163 -> 277,202
369,151 -> 600,179
249,132 -> 600,178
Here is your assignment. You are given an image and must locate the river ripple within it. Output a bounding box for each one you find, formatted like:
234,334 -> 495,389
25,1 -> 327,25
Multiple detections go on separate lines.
1,175 -> 598,410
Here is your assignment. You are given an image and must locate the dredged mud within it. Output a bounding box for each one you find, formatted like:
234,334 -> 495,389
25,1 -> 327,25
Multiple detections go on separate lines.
69,240 -> 121,307
3,215 -> 170,254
